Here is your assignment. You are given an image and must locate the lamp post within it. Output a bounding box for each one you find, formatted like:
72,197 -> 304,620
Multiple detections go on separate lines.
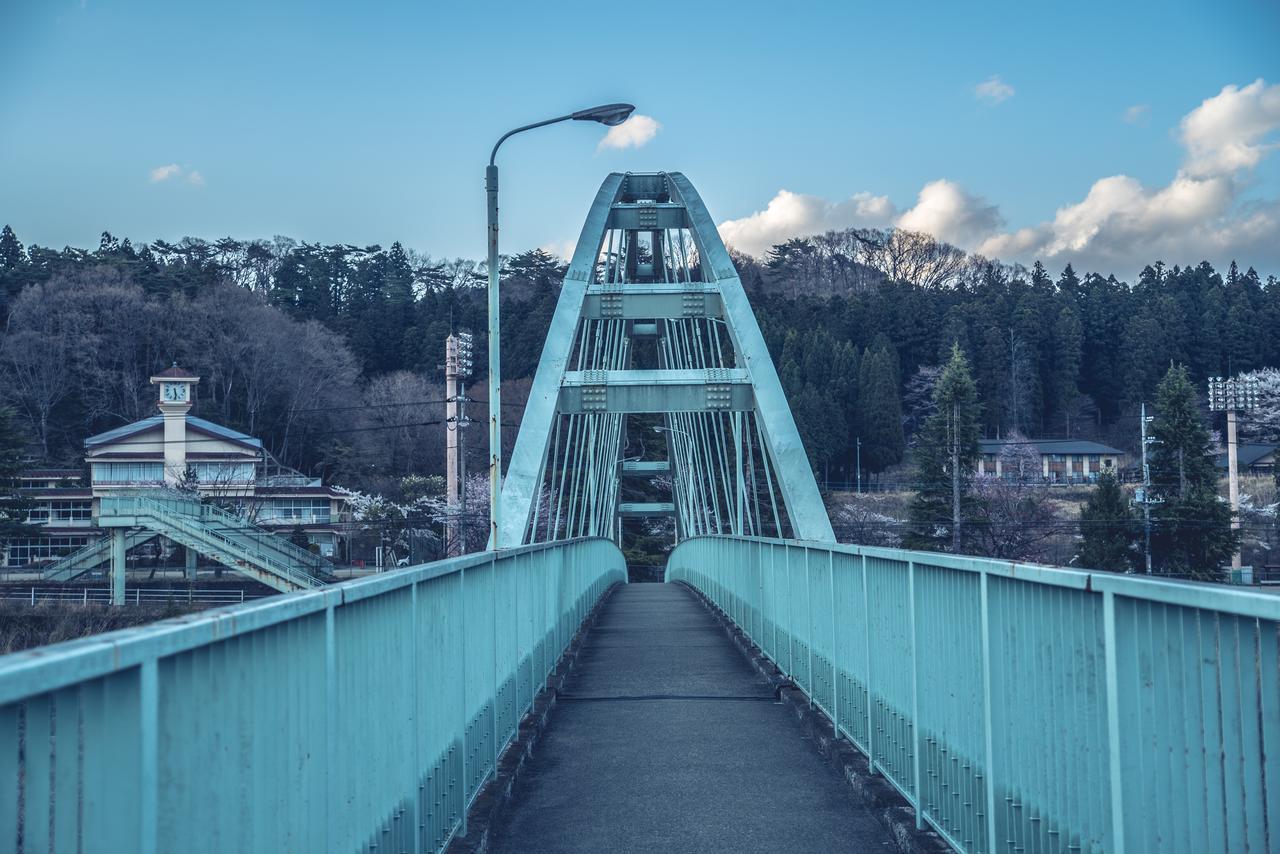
1208,374 -> 1260,572
485,103 -> 635,549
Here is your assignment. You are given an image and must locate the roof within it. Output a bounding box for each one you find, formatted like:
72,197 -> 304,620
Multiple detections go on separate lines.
979,439 -> 1125,456
85,415 -> 262,451
151,364 -> 200,380
1215,443 -> 1278,468
21,468 -> 83,478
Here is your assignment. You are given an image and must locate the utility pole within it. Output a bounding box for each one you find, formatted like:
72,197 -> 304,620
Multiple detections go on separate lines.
445,332 -> 474,556
1208,374 -> 1259,571
855,437 -> 862,494
1135,402 -> 1161,575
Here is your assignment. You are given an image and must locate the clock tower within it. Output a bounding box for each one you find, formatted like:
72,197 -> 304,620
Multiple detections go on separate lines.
150,363 -> 200,485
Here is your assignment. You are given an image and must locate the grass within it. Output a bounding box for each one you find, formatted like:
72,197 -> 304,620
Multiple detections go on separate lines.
0,600 -> 203,655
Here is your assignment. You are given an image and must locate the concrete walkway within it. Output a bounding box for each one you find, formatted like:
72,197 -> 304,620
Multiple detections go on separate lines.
489,583 -> 892,853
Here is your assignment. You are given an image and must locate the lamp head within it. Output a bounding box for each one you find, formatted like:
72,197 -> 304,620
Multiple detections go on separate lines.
571,103 -> 636,127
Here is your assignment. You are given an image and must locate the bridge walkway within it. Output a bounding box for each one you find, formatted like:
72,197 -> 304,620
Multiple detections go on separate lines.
489,582 -> 890,853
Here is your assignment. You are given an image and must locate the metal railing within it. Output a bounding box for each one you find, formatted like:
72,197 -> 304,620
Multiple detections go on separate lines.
0,537 -> 626,853
0,586 -> 258,606
99,494 -> 325,590
666,535 -> 1280,854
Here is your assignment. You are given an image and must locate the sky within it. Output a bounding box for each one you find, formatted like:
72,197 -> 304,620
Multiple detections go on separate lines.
2,0 -> 1279,281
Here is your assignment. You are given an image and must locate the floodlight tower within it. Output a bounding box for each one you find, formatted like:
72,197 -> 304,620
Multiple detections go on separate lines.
446,331 -> 474,555
1208,374 -> 1260,570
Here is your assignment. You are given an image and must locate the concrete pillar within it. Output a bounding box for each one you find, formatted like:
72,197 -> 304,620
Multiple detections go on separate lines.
185,546 -> 197,580
110,529 -> 126,606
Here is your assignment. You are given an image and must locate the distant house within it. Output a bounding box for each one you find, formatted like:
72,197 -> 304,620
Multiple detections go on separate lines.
6,366 -> 351,567
977,439 -> 1126,483
1215,443 -> 1278,476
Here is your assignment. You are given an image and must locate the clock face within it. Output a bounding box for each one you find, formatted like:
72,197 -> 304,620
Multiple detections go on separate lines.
162,382 -> 189,403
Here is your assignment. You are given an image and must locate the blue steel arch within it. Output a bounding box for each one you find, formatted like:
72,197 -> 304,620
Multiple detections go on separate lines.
499,172 -> 834,547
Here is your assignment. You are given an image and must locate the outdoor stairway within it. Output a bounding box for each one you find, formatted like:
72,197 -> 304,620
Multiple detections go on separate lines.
41,529 -> 158,582
44,491 -> 336,593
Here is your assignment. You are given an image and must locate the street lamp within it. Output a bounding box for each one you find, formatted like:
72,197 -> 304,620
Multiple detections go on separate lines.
486,103 -> 636,549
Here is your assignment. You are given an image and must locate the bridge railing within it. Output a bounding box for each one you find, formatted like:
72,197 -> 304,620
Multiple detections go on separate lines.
1,538 -> 626,854
666,536 -> 1279,854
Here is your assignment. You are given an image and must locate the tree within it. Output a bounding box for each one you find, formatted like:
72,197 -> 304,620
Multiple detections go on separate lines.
1075,471 -> 1138,572
0,406 -> 36,542
971,437 -> 1060,560
856,345 -> 904,473
1148,364 -> 1239,577
905,345 -> 981,552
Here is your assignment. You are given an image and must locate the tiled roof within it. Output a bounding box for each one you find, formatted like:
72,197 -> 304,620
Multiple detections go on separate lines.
85,415 -> 262,450
1215,443 -> 1278,468
153,364 -> 199,379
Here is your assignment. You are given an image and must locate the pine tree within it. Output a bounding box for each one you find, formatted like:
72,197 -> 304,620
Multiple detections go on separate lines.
857,346 -> 905,472
0,406 -> 36,540
905,345 -> 981,552
1148,364 -> 1239,577
1075,471 -> 1137,572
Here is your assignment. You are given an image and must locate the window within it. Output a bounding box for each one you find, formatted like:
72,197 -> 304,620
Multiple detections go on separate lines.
92,462 -> 164,483
6,535 -> 90,566
259,498 -> 331,524
27,500 -> 92,523
192,462 -> 255,484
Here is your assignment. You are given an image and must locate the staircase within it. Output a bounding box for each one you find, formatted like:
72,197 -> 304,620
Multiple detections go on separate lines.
41,530 -> 159,582
44,491 -> 336,593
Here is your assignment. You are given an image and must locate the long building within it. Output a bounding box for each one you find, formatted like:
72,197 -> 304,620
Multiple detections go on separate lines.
5,365 -> 351,568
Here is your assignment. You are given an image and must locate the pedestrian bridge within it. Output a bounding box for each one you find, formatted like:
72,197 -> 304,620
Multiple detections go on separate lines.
2,537 -> 1277,853
3,172 -> 1278,852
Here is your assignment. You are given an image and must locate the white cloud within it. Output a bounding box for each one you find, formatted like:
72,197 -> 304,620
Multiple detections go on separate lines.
974,75 -> 1015,105
149,163 -> 205,186
1180,79 -> 1280,178
716,80 -> 1280,277
597,115 -> 661,151
1123,104 -> 1150,125
149,163 -> 181,182
540,238 -> 577,261
718,190 -> 895,256
897,180 -> 1001,248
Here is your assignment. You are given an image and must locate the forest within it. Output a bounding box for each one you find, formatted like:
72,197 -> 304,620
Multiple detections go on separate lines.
0,222 -> 1277,505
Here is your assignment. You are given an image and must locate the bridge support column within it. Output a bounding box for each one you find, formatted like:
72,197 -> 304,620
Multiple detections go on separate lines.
185,546 -> 197,580
110,528 -> 126,606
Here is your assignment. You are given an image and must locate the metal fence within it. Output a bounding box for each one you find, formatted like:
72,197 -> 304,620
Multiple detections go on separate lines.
0,537 -> 626,854
666,535 -> 1279,854
0,586 -> 262,607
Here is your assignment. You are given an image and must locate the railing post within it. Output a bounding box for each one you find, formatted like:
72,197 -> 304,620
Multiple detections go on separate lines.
908,559 -> 922,830
863,553 -> 874,775
1102,590 -> 1126,854
806,548 -> 813,707
459,566 -> 468,837
325,604 -> 337,849
139,658 -> 158,854
829,550 -> 838,738
979,567 -> 997,853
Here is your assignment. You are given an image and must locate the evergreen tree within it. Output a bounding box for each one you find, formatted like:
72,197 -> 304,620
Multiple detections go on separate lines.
1148,364 -> 1239,577
905,345 -> 981,552
856,345 -> 905,472
1075,471 -> 1138,572
0,406 -> 36,541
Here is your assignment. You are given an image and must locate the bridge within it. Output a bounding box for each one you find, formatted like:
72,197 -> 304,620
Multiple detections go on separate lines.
1,173 -> 1277,853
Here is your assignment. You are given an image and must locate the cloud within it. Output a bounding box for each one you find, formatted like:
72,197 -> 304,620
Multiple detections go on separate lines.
597,114 -> 661,151
974,75 -> 1015,105
717,190 -> 895,256
149,163 -> 181,182
149,163 -> 205,186
1123,104 -> 1150,125
717,80 -> 1280,278
1180,79 -> 1280,178
897,180 -> 1002,248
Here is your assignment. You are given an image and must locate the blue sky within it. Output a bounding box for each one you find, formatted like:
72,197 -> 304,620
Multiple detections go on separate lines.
2,0 -> 1279,279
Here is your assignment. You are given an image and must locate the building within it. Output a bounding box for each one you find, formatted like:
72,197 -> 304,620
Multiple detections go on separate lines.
6,366 -> 351,567
1215,443 -> 1279,477
977,439 -> 1126,483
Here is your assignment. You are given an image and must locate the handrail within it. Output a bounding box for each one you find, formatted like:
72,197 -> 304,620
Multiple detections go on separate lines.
101,494 -> 324,589
666,535 -> 1280,854
0,537 -> 627,852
